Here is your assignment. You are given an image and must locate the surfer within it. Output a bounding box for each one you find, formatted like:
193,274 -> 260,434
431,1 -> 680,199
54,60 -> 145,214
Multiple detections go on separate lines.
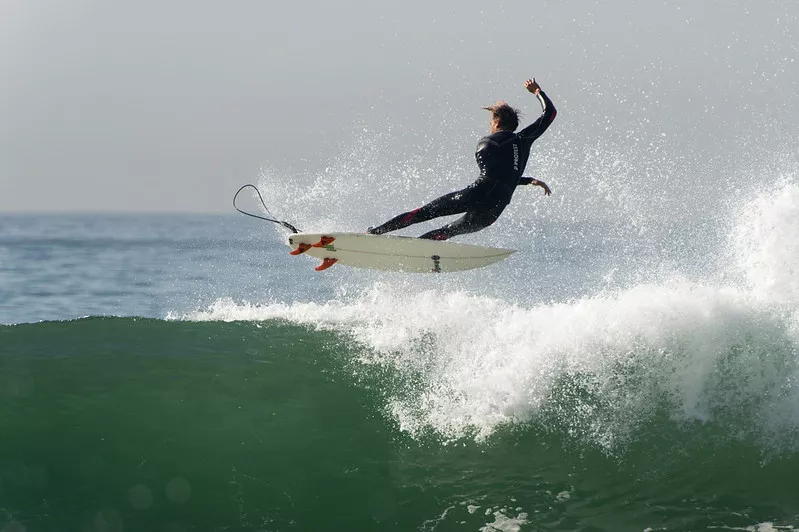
367,78 -> 556,240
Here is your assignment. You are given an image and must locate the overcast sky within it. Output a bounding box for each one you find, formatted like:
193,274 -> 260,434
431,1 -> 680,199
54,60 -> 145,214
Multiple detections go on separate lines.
1,0 -> 796,213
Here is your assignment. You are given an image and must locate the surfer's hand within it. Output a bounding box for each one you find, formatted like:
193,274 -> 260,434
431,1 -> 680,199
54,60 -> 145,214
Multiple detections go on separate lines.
532,178 -> 551,195
525,78 -> 540,95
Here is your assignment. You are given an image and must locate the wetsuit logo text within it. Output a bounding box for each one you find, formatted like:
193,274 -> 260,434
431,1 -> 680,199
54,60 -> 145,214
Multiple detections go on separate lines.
513,143 -> 520,171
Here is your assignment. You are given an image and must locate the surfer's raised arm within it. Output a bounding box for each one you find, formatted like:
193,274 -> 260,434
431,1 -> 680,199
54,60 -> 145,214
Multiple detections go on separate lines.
518,78 -> 557,142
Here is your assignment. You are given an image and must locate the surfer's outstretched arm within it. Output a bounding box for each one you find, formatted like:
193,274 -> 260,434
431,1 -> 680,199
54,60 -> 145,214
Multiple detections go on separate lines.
518,79 -> 557,142
519,177 -> 552,195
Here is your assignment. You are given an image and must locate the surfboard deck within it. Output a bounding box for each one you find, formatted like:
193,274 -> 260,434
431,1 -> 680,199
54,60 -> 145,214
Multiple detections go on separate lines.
287,232 -> 515,273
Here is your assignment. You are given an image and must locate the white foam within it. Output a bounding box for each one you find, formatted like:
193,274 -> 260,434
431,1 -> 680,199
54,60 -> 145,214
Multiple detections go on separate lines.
732,179 -> 799,306
479,510 -> 529,532
708,522 -> 799,531
183,274 -> 798,449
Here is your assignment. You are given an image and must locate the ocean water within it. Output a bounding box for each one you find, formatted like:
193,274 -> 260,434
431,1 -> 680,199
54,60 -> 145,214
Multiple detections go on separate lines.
2,173 -> 799,531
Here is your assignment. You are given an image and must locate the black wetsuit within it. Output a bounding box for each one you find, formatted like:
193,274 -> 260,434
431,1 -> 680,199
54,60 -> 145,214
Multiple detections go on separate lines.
369,90 -> 557,240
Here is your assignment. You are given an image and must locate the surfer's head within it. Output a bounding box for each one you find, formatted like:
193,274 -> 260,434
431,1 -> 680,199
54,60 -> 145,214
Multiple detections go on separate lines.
483,101 -> 519,133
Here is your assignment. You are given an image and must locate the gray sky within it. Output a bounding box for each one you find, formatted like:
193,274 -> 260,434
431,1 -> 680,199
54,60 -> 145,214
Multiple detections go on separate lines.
1,0 -> 797,212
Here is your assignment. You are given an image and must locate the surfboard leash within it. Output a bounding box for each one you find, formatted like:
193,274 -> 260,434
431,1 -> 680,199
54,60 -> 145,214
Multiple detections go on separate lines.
233,184 -> 301,234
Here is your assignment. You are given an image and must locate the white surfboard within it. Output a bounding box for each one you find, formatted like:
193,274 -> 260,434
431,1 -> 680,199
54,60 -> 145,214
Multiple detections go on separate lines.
287,232 -> 515,273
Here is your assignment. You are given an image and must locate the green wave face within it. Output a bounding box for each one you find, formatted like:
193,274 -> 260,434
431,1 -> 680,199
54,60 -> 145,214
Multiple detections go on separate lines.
1,317 -> 798,531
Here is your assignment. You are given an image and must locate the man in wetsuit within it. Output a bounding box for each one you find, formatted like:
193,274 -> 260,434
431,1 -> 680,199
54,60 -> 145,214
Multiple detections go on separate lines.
367,78 -> 557,240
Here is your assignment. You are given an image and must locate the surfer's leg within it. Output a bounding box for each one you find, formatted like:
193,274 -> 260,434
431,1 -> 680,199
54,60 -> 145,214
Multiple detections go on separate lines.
418,210 -> 499,241
368,190 -> 470,235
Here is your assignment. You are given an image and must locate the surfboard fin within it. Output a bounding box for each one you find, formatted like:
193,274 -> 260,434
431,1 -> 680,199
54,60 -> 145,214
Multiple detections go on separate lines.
315,258 -> 338,271
312,236 -> 335,247
290,243 -> 312,255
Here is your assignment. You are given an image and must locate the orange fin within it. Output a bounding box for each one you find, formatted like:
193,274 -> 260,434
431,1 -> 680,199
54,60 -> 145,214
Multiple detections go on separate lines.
312,236 -> 335,248
315,258 -> 338,271
290,243 -> 312,255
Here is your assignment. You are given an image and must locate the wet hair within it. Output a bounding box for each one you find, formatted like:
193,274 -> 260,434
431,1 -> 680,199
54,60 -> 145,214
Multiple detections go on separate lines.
483,101 -> 520,131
